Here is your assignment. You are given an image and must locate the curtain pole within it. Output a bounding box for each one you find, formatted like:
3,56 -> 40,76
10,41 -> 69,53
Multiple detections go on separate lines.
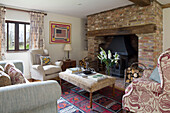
4,7 -> 47,16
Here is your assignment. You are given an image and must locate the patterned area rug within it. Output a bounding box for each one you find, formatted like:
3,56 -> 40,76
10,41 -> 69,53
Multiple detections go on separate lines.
58,97 -> 84,113
58,82 -> 124,113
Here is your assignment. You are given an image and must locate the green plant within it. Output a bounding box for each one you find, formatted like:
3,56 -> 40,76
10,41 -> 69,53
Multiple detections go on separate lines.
97,47 -> 119,76
26,43 -> 29,49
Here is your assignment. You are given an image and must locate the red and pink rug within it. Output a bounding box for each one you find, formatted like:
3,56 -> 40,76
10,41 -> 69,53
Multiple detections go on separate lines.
58,82 -> 124,113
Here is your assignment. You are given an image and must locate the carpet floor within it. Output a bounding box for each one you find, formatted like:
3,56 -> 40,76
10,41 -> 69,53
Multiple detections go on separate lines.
58,82 -> 124,113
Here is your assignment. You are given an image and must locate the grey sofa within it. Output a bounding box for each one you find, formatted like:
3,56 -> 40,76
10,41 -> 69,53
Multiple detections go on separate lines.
0,60 -> 61,113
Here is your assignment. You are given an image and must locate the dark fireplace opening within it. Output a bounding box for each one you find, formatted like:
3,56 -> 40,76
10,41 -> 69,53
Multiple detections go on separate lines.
99,34 -> 138,77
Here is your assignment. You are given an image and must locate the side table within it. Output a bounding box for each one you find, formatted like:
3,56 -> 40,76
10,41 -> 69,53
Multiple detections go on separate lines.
61,60 -> 76,71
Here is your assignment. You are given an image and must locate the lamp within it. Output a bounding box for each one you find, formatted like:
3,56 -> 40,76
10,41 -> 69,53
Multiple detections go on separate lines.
64,44 -> 72,60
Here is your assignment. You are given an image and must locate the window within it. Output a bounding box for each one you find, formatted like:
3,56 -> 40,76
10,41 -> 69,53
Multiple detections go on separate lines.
5,20 -> 30,51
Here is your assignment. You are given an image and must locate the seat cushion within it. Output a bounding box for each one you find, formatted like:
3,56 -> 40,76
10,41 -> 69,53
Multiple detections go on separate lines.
43,65 -> 61,75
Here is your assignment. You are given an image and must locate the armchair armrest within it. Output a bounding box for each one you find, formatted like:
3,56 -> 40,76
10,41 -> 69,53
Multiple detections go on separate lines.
32,65 -> 43,70
0,80 -> 61,113
143,69 -> 153,78
52,61 -> 63,67
132,78 -> 162,93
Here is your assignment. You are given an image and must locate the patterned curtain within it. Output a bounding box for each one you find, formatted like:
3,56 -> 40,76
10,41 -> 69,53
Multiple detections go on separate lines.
0,7 -> 6,60
30,12 -> 45,49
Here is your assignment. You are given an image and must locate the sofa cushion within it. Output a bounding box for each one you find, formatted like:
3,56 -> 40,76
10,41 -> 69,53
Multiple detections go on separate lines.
149,67 -> 161,83
40,56 -> 51,66
8,67 -> 26,85
43,65 -> 61,75
4,62 -> 15,74
0,71 -> 11,87
0,65 -> 4,72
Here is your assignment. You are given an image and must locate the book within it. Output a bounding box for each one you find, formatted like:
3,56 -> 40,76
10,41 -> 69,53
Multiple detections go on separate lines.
88,74 -> 107,81
65,67 -> 82,74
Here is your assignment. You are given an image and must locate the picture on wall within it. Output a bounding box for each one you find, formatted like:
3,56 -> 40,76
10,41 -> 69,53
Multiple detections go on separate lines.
49,21 -> 71,44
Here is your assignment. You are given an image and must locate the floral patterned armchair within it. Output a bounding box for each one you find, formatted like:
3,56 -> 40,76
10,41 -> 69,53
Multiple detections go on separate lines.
122,48 -> 170,113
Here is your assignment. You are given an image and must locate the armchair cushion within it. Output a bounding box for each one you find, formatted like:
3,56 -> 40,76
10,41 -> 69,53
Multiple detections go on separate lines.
149,67 -> 161,83
40,56 -> 51,66
43,65 -> 61,75
35,54 -> 49,65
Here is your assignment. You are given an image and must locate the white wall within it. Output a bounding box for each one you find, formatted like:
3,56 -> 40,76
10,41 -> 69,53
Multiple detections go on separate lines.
44,13 -> 85,63
5,10 -> 30,78
5,10 -> 86,79
163,8 -> 170,51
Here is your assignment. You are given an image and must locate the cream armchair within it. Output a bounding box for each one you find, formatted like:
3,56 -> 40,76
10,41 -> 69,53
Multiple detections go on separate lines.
30,49 -> 63,81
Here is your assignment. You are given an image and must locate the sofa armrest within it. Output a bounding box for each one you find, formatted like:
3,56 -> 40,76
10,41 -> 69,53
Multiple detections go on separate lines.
0,80 -> 61,113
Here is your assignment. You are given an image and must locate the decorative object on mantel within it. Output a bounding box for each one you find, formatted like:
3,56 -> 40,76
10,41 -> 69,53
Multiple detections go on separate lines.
97,47 -> 119,76
49,21 -> 71,44
79,57 -> 91,69
64,44 -> 72,60
124,62 -> 146,88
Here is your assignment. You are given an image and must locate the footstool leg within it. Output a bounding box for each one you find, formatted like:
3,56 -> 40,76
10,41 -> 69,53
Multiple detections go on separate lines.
90,92 -> 93,108
113,84 -> 115,96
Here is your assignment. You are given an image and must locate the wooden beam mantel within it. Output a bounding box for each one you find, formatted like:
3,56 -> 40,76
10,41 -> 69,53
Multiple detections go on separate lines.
162,3 -> 170,9
129,0 -> 152,6
87,24 -> 156,37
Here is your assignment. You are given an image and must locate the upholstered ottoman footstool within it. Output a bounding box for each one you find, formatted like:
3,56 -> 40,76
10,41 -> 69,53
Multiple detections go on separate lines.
59,72 -> 116,108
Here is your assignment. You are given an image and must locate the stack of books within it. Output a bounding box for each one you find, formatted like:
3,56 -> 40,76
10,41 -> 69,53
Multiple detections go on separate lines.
65,67 -> 83,74
88,74 -> 107,81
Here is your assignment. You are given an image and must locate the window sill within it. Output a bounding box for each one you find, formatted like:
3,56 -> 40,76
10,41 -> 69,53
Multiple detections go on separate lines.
6,50 -> 29,53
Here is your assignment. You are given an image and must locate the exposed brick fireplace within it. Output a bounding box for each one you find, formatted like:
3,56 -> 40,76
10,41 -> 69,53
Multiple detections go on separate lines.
87,1 -> 163,73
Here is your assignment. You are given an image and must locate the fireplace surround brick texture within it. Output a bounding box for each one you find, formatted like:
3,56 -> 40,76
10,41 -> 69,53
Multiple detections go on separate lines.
87,1 -> 163,69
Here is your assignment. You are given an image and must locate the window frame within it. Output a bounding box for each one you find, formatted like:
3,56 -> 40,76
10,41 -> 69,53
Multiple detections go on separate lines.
5,20 -> 30,51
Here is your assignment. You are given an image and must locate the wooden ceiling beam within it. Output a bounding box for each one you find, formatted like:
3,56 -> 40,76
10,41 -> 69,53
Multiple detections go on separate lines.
129,0 -> 152,6
87,24 -> 156,37
162,3 -> 170,9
